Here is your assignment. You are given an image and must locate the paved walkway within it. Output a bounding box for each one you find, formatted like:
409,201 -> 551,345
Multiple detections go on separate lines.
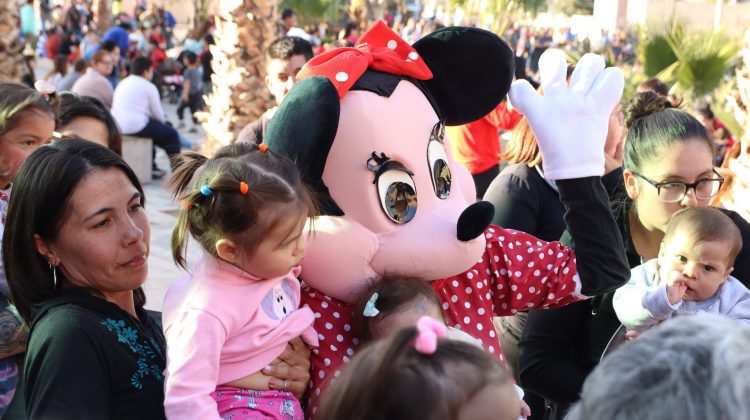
141,100 -> 205,311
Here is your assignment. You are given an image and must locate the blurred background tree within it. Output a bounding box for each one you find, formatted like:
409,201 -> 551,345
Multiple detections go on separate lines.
637,21 -> 740,104
451,0 -> 547,33
0,1 -> 23,83
549,0 -> 594,16
199,0 -> 277,155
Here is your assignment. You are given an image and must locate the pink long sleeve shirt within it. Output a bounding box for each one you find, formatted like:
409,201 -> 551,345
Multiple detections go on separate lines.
162,256 -> 318,419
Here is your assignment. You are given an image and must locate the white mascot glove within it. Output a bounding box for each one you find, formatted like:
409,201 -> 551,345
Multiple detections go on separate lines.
509,49 -> 624,180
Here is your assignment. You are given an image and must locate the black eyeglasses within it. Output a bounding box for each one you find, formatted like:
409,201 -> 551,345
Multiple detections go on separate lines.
631,169 -> 724,203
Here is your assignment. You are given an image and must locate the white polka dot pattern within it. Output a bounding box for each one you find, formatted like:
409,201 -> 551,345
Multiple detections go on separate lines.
300,226 -> 582,418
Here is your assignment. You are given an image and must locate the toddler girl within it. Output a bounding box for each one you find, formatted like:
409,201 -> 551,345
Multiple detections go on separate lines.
352,276 -> 482,346
351,277 -> 529,419
318,315 -> 520,420
0,82 -> 55,417
163,142 -> 318,420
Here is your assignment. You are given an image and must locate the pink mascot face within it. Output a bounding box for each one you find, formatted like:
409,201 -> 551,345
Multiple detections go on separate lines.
264,22 -> 514,302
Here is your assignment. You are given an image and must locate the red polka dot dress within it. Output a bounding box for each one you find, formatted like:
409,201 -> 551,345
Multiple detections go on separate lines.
300,225 -> 582,418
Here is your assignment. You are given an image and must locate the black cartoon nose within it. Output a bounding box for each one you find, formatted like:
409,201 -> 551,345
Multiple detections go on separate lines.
457,201 -> 495,241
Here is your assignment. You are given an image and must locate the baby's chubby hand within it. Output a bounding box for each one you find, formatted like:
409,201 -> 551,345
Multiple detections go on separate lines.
666,271 -> 688,305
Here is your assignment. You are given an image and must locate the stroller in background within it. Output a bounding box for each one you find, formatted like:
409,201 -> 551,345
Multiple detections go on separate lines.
159,57 -> 183,104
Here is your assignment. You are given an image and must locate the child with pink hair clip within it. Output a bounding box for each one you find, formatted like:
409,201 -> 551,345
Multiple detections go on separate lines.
344,277 -> 530,419
319,314 -> 521,420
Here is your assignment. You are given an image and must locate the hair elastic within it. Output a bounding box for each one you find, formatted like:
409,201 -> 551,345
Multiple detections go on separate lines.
239,181 -> 249,196
200,184 -> 213,196
258,144 -> 269,153
414,316 -> 447,355
363,293 -> 380,317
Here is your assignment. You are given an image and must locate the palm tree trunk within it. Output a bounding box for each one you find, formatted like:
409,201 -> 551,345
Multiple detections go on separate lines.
96,0 -> 111,32
198,0 -> 277,155
0,1 -> 24,83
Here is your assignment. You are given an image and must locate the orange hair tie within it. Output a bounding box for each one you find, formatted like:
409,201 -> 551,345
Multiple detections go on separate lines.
239,181 -> 249,196
258,144 -> 269,153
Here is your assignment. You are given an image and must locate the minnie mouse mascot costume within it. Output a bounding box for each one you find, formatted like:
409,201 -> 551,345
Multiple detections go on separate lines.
263,21 -> 629,416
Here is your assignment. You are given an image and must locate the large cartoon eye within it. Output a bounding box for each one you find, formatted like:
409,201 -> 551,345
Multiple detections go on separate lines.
377,169 -> 417,224
427,122 -> 451,199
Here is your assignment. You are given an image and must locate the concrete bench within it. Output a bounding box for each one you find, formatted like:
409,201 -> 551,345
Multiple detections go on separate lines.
122,135 -> 153,185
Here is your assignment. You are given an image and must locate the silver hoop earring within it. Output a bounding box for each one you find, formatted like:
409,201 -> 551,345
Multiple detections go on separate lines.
49,263 -> 57,289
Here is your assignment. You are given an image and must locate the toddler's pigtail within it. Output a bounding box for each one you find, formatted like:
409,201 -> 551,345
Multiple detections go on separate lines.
168,151 -> 208,200
168,151 -> 209,270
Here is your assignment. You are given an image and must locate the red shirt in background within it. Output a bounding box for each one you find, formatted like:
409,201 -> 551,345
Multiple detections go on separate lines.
151,48 -> 166,70
45,34 -> 62,59
713,119 -> 735,148
446,102 -> 522,175
149,33 -> 165,47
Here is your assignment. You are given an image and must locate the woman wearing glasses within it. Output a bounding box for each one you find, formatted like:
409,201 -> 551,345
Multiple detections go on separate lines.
517,91 -> 750,420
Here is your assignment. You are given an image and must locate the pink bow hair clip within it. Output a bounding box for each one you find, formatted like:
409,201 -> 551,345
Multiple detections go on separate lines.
414,316 -> 447,354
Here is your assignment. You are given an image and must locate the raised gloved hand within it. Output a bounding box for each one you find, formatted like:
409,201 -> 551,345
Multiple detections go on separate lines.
509,49 -> 624,180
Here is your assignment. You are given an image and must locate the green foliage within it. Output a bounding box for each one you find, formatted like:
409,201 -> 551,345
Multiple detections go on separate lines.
660,30 -> 740,98
449,0 -> 547,33
550,0 -> 594,16
637,21 -> 740,101
280,0 -> 341,24
450,0 -> 548,20
637,23 -> 681,77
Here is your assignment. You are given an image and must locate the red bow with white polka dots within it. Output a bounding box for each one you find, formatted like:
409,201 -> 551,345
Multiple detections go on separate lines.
298,20 -> 433,99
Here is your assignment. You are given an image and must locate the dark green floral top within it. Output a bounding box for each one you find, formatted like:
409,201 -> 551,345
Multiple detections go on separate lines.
24,288 -> 166,419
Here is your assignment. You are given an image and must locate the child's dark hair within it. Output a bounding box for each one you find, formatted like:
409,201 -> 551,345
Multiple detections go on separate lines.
353,277 -> 443,341
183,51 -> 198,65
100,40 -> 119,53
267,36 -> 313,61
623,91 -> 711,174
636,78 -> 670,97
55,92 -> 123,156
131,57 -> 152,76
697,102 -> 715,120
169,142 -> 316,269
664,207 -> 742,266
318,326 -> 512,420
0,83 -> 54,138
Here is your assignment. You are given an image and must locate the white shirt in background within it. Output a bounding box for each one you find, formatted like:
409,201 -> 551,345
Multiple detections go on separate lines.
110,75 -> 165,134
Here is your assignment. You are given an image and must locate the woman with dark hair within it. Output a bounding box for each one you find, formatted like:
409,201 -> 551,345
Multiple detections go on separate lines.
2,139 -> 165,418
56,92 -> 123,155
518,92 -> 750,419
483,99 -> 624,419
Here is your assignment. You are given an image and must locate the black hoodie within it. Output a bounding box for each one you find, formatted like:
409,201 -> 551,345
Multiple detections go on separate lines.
24,288 -> 166,420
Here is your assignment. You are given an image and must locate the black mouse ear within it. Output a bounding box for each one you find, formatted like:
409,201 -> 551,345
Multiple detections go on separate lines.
413,27 -> 515,126
264,76 -> 344,216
